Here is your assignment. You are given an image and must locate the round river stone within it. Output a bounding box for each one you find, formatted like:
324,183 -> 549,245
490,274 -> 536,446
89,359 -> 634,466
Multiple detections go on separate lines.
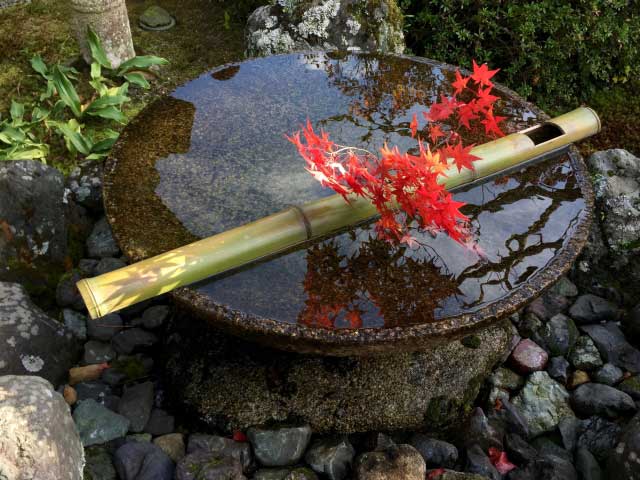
104,52 -> 593,355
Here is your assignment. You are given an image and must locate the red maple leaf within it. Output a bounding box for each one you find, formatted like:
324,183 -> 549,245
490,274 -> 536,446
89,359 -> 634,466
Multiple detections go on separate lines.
452,69 -> 470,95
488,448 -> 517,475
232,430 -> 248,442
481,108 -> 506,137
472,60 -> 500,87
410,113 -> 419,138
427,468 -> 446,479
423,95 -> 458,122
457,102 -> 480,130
446,142 -> 481,172
428,124 -> 446,143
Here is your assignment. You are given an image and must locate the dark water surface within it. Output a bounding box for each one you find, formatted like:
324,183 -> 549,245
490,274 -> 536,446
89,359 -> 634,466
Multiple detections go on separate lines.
106,52 -> 586,330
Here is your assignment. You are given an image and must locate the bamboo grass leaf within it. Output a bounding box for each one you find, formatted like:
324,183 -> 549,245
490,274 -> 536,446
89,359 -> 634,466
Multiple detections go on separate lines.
30,55 -> 49,78
84,106 -> 127,123
123,72 -> 150,89
117,55 -> 168,75
87,26 -> 113,69
10,101 -> 24,126
50,120 -> 93,155
51,65 -> 82,118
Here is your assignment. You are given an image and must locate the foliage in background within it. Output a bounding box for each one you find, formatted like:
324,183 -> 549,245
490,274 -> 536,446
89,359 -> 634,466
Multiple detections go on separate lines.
398,0 -> 640,110
212,0 -> 268,27
0,28 -> 167,162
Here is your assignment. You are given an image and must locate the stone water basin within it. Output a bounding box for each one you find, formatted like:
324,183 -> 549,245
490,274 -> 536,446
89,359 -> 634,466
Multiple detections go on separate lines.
104,52 -> 593,355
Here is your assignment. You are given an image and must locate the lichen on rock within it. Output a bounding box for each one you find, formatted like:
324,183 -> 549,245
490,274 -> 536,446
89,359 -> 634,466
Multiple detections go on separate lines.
245,0 -> 405,57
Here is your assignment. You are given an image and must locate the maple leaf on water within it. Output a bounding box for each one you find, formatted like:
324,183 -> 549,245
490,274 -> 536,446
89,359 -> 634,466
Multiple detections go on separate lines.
410,113 -> 419,138
423,95 -> 458,122
471,60 -> 500,87
488,448 -> 517,475
452,69 -> 470,95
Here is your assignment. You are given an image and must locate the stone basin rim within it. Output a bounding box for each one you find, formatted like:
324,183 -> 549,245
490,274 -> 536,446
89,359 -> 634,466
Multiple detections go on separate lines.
103,52 -> 595,356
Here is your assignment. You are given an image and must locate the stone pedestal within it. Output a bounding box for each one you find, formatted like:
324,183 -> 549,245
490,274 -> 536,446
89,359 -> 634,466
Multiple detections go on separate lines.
163,313 -> 513,434
70,0 -> 135,68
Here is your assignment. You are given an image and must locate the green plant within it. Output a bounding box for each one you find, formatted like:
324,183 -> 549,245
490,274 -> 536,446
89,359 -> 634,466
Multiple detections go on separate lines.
398,0 -> 640,110
0,27 -> 167,164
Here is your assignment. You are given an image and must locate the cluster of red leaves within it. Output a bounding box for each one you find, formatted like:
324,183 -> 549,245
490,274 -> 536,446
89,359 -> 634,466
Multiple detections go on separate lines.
488,447 -> 517,475
289,61 -> 505,247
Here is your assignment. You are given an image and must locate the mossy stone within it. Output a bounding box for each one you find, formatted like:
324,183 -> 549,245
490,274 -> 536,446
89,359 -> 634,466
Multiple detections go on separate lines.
139,6 -> 175,30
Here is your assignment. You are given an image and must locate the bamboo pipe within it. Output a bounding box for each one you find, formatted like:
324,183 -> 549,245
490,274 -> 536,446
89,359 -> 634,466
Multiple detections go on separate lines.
77,107 -> 601,319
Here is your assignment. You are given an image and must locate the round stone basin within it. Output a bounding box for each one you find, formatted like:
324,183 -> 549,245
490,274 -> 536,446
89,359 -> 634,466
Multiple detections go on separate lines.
104,52 -> 593,355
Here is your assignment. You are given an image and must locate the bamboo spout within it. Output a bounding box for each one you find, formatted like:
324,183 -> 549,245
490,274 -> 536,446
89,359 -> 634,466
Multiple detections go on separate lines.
77,107 -> 600,319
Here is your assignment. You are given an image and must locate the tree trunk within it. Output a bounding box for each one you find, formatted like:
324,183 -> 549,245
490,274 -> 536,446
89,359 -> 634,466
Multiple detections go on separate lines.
69,0 -> 135,68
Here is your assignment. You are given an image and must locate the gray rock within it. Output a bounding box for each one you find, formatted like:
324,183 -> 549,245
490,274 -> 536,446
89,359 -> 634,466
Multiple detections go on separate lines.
119,381 -> 154,432
505,433 -> 536,465
607,412 -> 640,479
165,317 -> 513,433
254,468 -> 293,480
112,327 -> 158,354
126,433 -> 152,443
558,416 -> 580,452
547,356 -> 571,384
67,160 -> 103,212
0,375 -> 84,480
572,383 -> 636,418
576,415 -> 621,461
94,257 -> 126,275
101,367 -> 127,386
537,313 -> 579,357
144,408 -> 175,436
284,467 -> 318,480
489,398 -> 530,439
409,435 -> 458,468
465,444 -> 500,480
569,294 -> 619,324
526,291 -> 571,321
87,313 -> 123,341
532,436 -> 572,463
0,282 -> 80,385
78,258 -> 99,276
592,363 -> 624,386
510,338 -> 548,373
245,0 -> 405,58
114,441 -> 175,480
581,322 -> 640,373
75,381 -> 112,404
176,450 -> 245,479
141,304 -> 170,329
187,433 -> 252,471
74,398 -> 130,445
512,453 -> 577,480
84,445 -> 117,480
550,276 -> 579,298
83,340 -> 116,364
0,161 -> 69,276
56,270 -> 85,310
569,335 -> 603,371
575,447 -> 601,480
305,437 -> 355,480
63,308 -> 87,340
513,371 -> 575,437
355,443 -> 425,480
139,5 -> 175,30
87,217 -> 120,258
154,433 -> 186,463
488,367 -> 524,391
516,312 -> 543,338
465,407 -> 503,450
248,425 -> 311,467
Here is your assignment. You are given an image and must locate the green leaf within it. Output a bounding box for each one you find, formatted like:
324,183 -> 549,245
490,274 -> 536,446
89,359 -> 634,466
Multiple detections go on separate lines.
30,55 -> 49,78
87,26 -> 113,69
10,101 -> 25,125
40,80 -> 55,101
85,94 -> 129,113
30,106 -> 50,123
0,126 -> 26,144
123,72 -> 150,89
117,55 -> 168,75
4,144 -> 48,161
51,65 -> 82,118
90,62 -> 102,81
85,105 -> 127,123
52,120 -> 92,155
91,131 -> 119,153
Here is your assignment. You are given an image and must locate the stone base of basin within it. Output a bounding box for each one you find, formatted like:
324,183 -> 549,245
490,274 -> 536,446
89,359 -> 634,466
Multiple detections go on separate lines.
163,313 -> 513,434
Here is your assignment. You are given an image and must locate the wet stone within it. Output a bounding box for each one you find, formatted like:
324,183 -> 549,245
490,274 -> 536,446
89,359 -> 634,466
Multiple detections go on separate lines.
141,304 -> 170,329
505,433 -> 537,465
569,294 -> 619,324
547,356 -> 571,384
101,367 -> 128,386
248,425 -> 311,467
87,217 -> 120,259
512,371 -> 575,437
575,447 -> 602,480
94,257 -> 126,275
537,313 -> 579,357
114,441 -> 175,480
176,450 -> 245,480
75,381 -> 112,404
83,340 -> 116,365
154,433 -> 186,463
464,407 -> 504,451
67,160 -> 103,212
510,339 -> 548,373
119,381 -> 155,432
592,363 -> 623,386
355,443 -> 426,480
488,367 -> 524,391
489,398 -> 530,439
87,313 -> 123,341
63,308 -> 87,340
73,399 -> 130,446
127,433 -> 153,443
510,454 -> 577,480
56,270 -> 85,310
187,433 -> 253,471
618,375 -> 640,400
558,416 -> 580,452
567,370 -> 590,390
305,436 -> 355,480
254,468 -> 293,480
581,323 -> 640,373
550,276 -> 579,298
409,434 -> 458,469
84,445 -> 117,480
607,412 -> 640,479
532,436 -> 573,463
465,444 -> 500,480
144,408 -> 175,436
576,415 -> 621,462
284,467 -> 319,480
526,292 -> 571,321
516,312 -> 543,339
571,383 -> 636,418
78,258 -> 99,277
112,328 -> 158,354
